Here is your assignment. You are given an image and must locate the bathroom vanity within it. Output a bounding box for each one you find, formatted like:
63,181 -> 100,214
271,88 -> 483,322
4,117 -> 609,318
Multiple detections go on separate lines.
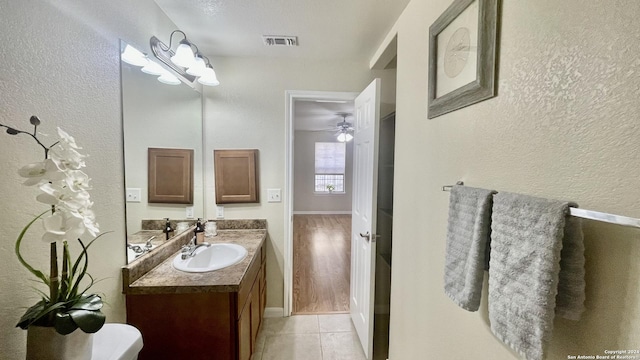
122,220 -> 267,360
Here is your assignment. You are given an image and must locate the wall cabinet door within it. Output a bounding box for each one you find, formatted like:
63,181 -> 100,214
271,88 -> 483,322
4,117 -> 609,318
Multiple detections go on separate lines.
214,149 -> 259,204
148,148 -> 194,204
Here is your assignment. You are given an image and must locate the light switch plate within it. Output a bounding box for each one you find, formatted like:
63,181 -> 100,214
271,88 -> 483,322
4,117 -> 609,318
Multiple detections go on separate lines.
267,188 -> 281,203
216,205 -> 224,219
126,188 -> 141,203
186,206 -> 194,219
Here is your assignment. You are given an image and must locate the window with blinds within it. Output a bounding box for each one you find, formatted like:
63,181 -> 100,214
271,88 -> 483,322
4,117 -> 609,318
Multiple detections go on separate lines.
314,142 -> 345,193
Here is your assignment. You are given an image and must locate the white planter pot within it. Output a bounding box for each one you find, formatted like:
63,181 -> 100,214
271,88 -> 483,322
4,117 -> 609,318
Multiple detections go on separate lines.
26,326 -> 93,360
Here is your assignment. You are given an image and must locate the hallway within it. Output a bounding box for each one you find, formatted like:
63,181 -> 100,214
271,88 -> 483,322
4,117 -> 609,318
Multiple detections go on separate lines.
292,214 -> 352,314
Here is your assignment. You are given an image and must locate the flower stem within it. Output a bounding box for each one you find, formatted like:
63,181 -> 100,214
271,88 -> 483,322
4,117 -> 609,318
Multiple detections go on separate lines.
49,242 -> 58,303
0,122 -> 50,159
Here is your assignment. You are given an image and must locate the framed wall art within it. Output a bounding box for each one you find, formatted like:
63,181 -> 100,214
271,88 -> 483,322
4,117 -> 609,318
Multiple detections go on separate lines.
427,0 -> 499,119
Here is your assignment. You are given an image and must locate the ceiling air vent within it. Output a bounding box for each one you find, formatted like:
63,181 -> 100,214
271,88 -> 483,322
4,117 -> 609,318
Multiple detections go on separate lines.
262,35 -> 298,46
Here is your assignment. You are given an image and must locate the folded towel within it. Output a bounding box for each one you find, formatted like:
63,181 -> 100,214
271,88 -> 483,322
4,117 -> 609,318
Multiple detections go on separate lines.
489,192 -> 586,360
444,185 -> 496,311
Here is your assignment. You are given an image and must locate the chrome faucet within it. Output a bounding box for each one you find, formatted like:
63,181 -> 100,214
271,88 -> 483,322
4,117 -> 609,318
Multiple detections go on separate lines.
127,236 -> 156,259
180,237 -> 210,260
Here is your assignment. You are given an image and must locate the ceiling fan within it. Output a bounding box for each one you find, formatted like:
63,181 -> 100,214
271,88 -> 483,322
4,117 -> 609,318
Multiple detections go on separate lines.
311,112 -> 354,142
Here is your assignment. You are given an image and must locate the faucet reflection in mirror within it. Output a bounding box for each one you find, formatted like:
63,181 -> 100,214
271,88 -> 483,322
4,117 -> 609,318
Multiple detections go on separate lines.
150,30 -> 220,87
0,116 -> 106,339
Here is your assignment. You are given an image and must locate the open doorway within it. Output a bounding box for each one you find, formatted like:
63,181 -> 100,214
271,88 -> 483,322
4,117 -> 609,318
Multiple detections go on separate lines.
284,74 -> 396,360
290,99 -> 356,314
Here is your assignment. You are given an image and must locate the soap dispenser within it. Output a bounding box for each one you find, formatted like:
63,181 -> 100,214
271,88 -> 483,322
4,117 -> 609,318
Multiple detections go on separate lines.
163,218 -> 174,240
194,218 -> 205,245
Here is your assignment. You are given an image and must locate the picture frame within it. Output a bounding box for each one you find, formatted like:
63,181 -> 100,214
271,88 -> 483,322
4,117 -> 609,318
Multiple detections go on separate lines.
427,0 -> 499,119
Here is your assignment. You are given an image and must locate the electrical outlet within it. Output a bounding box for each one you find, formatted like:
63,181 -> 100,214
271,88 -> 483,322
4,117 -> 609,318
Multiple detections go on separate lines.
267,188 -> 281,203
186,206 -> 194,219
216,205 -> 224,219
126,188 -> 141,203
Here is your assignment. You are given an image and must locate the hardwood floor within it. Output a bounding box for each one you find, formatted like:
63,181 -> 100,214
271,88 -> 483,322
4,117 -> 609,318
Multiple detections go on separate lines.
292,214 -> 352,314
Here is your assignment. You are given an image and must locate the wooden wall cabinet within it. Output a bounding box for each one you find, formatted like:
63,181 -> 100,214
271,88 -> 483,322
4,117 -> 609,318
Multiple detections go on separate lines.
148,148 -> 194,204
126,242 -> 267,360
214,149 -> 259,204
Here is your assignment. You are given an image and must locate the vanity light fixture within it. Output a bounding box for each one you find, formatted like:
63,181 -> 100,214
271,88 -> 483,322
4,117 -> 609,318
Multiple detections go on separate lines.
120,44 -> 181,86
150,30 -> 220,87
121,44 -> 148,67
140,61 -> 166,76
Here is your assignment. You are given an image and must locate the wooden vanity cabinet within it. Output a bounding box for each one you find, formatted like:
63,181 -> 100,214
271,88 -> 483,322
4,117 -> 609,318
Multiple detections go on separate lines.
126,242 -> 267,360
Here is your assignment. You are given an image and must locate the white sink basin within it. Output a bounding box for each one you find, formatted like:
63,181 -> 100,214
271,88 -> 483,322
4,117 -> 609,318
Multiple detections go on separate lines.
173,243 -> 248,273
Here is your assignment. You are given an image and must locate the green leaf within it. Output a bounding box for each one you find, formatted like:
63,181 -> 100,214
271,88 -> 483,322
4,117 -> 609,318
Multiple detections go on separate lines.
16,301 -> 66,329
53,312 -> 78,335
16,301 -> 47,329
70,294 -> 103,311
69,309 -> 105,333
15,210 -> 50,285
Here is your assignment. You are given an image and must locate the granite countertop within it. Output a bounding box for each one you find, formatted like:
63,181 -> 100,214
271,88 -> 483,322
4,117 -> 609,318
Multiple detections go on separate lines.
125,229 -> 266,295
127,230 -> 166,246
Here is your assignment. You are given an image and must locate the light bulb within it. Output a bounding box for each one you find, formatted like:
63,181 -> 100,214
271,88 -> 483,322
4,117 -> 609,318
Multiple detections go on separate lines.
170,40 -> 195,68
157,73 -> 181,85
345,133 -> 353,142
121,44 -> 148,67
198,66 -> 220,86
337,133 -> 347,142
141,60 -> 165,76
186,56 -> 207,77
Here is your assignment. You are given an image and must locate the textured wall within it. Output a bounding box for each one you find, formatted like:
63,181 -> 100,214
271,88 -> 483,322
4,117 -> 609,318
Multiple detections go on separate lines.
202,57 -> 396,308
293,130 -> 353,213
388,0 -> 640,359
0,0 -> 178,357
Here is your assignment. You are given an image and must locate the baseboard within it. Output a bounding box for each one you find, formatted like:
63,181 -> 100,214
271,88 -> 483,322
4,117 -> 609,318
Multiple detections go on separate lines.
292,211 -> 352,215
264,307 -> 284,318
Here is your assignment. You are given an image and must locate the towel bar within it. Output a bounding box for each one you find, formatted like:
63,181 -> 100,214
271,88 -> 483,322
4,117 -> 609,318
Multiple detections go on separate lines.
442,183 -> 640,230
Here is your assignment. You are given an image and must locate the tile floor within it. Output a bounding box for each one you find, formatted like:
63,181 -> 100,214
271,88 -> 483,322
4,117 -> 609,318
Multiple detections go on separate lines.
251,314 -> 366,360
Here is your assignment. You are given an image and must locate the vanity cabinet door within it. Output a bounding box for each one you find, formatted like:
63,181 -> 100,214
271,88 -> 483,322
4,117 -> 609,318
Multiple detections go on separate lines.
260,262 -> 267,319
250,284 -> 261,351
238,308 -> 251,360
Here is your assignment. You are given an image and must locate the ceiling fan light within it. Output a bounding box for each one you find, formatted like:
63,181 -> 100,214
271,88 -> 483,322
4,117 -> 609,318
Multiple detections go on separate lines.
121,44 -> 148,67
337,133 -> 347,142
171,40 -> 195,68
345,133 -> 353,142
186,56 -> 207,76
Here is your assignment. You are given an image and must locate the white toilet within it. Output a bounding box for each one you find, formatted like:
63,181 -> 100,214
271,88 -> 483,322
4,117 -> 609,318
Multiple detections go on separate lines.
92,324 -> 143,360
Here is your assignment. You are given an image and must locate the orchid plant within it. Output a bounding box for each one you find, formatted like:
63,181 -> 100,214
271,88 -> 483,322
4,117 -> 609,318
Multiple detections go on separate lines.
1,116 -> 106,335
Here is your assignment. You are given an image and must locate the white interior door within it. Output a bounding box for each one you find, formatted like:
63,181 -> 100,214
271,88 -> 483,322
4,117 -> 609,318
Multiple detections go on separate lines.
350,78 -> 380,359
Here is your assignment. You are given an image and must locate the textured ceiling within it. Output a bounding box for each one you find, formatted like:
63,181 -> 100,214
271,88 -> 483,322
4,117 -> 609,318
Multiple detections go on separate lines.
153,0 -> 409,60
294,100 -> 354,131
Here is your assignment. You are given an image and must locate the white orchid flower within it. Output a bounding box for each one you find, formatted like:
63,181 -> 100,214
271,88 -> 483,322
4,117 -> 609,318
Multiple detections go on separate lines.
36,182 -> 91,211
64,170 -> 92,192
17,160 -> 66,186
42,212 -> 85,243
72,208 -> 100,237
49,145 -> 86,171
57,127 -> 80,149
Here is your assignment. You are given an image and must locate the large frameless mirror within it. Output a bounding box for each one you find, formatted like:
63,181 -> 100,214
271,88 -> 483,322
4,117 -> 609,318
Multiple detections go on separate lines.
120,40 -> 204,263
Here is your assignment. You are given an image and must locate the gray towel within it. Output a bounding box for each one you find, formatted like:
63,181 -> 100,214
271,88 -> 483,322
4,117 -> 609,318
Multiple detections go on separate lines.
444,185 -> 496,311
489,192 -> 586,360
